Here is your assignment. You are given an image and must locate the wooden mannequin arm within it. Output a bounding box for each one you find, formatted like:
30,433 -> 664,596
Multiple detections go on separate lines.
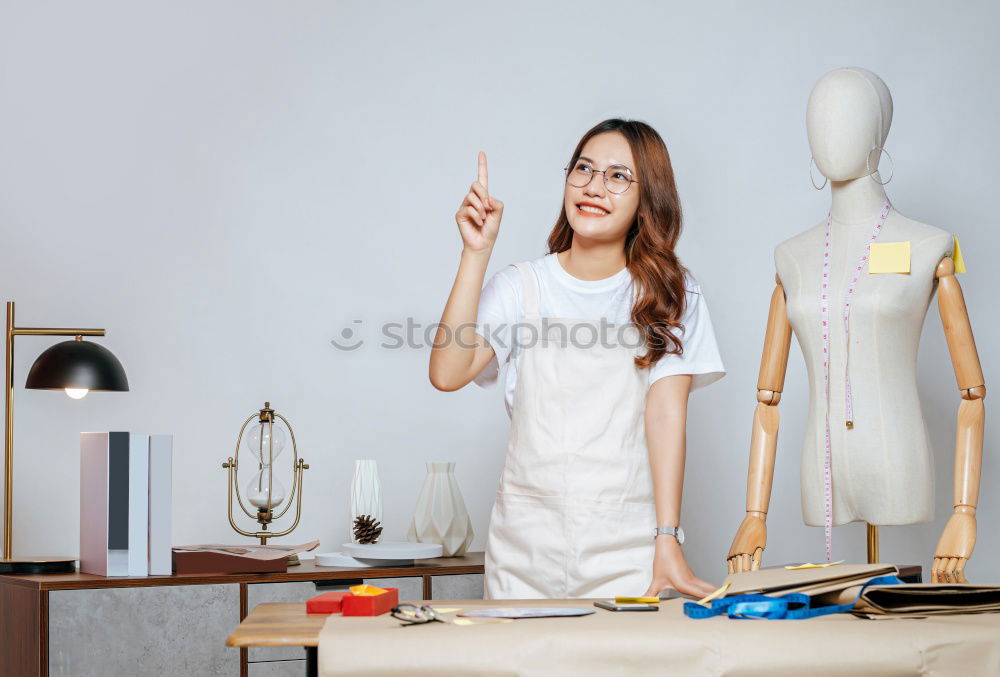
932,257 -> 986,583
727,279 -> 792,573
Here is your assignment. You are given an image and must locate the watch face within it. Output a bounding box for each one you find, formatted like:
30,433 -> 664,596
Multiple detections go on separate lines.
676,526 -> 685,545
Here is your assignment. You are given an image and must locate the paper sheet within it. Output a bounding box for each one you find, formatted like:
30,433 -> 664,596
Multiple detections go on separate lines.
318,597 -> 1000,675
172,540 -> 319,560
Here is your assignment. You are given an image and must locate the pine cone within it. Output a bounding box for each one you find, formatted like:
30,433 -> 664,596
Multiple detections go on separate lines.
353,514 -> 383,545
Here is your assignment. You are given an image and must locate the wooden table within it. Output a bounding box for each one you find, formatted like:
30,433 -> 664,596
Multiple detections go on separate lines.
227,602 -> 331,677
0,552 -> 484,676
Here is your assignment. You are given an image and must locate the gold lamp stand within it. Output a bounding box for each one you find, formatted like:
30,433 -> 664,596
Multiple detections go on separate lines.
867,522 -> 879,563
2,301 -> 129,574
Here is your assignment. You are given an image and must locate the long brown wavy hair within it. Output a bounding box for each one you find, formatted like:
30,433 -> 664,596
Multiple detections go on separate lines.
547,119 -> 687,368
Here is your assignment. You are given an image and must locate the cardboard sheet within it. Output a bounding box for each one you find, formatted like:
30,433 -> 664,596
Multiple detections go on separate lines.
722,562 -> 897,597
855,583 -> 1000,618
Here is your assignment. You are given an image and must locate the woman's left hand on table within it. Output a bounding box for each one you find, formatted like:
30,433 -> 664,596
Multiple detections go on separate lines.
643,535 -> 716,599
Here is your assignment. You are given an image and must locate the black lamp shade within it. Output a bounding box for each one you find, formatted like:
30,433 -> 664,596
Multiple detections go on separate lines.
25,340 -> 129,392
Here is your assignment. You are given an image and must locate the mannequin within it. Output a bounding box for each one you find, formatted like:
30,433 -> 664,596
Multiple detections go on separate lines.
726,68 -> 985,583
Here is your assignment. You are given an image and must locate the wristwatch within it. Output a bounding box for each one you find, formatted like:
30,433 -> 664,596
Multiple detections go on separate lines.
654,525 -> 685,544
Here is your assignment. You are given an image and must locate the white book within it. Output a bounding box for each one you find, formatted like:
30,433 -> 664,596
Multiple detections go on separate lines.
147,434 -> 173,575
80,432 -> 131,576
128,433 -> 150,576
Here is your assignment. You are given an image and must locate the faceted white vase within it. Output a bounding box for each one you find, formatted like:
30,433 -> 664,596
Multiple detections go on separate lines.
350,459 -> 383,542
407,461 -> 473,556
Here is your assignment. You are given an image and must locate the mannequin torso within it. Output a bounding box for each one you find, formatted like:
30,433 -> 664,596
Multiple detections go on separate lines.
777,210 -> 952,525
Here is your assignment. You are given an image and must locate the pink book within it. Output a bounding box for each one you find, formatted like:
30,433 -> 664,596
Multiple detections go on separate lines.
80,432 -> 130,576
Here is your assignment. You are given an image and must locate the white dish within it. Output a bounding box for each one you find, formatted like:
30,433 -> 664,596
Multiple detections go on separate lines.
313,542 -> 444,568
314,552 -> 373,567
342,541 -> 444,560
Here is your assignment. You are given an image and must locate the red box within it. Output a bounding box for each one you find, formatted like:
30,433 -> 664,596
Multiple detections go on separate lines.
306,591 -> 350,614
341,587 -> 399,616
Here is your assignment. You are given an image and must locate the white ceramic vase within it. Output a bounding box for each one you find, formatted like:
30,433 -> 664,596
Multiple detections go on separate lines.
407,461 -> 473,556
350,459 -> 383,542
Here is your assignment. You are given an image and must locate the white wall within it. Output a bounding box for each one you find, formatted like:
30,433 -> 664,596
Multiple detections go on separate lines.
1,0 -> 996,582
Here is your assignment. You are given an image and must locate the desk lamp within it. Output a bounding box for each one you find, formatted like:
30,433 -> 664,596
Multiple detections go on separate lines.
1,301 -> 129,574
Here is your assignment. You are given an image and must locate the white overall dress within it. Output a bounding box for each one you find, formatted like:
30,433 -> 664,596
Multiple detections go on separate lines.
484,262 -> 655,599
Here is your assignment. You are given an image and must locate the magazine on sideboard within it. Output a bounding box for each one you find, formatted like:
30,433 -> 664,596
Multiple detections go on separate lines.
171,540 -> 320,574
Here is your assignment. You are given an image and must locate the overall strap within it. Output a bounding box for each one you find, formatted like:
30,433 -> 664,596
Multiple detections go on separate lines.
513,262 -> 540,319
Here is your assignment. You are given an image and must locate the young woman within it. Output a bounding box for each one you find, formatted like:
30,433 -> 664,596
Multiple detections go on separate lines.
429,119 -> 724,599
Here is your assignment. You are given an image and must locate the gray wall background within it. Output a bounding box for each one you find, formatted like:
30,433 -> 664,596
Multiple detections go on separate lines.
1,0 -> 996,583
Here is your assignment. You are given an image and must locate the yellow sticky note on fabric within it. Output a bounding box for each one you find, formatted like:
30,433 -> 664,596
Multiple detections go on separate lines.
696,581 -> 731,607
869,242 -> 911,274
952,235 -> 967,273
784,560 -> 845,570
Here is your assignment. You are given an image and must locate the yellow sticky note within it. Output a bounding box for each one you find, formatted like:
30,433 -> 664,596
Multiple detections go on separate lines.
784,560 -> 845,570
615,596 -> 661,604
696,581 -> 731,607
869,242 -> 911,274
952,235 -> 967,274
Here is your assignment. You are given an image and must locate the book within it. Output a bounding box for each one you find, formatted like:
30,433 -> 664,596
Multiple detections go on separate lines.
81,432 -> 169,577
127,433 -> 149,576
147,434 -> 173,575
80,432 -> 130,576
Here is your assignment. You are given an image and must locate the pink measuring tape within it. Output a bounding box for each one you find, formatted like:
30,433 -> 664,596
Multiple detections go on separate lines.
819,200 -> 891,560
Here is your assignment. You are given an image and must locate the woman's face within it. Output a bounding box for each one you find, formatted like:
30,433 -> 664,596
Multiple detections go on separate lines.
563,131 -> 640,244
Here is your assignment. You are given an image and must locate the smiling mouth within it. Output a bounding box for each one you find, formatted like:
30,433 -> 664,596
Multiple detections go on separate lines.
576,203 -> 610,216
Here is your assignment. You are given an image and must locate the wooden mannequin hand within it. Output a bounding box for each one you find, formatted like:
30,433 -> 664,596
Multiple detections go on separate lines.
726,513 -> 766,573
455,151 -> 504,253
643,536 -> 716,599
932,510 -> 976,583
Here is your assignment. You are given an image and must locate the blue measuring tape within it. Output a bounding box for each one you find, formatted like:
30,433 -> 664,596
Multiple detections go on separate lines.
684,575 -> 901,620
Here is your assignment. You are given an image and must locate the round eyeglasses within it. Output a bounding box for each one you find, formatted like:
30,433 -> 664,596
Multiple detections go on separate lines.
564,161 -> 638,195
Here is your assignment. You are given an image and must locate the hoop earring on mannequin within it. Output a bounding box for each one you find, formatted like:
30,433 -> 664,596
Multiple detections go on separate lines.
809,157 -> 828,190
866,146 -> 894,185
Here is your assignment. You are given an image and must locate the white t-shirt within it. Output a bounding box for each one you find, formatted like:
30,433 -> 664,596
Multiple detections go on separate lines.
474,253 -> 726,415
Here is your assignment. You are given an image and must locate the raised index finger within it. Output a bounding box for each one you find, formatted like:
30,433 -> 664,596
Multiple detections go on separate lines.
478,151 -> 488,192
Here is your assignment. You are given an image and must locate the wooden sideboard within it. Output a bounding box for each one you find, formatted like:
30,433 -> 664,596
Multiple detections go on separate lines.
0,552 -> 485,677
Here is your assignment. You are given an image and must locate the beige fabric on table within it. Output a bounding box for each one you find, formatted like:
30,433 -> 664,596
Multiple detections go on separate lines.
484,262 -> 654,599
317,597 -> 1000,676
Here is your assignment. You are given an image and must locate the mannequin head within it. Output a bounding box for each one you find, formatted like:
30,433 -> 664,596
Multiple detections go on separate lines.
807,68 -> 893,182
